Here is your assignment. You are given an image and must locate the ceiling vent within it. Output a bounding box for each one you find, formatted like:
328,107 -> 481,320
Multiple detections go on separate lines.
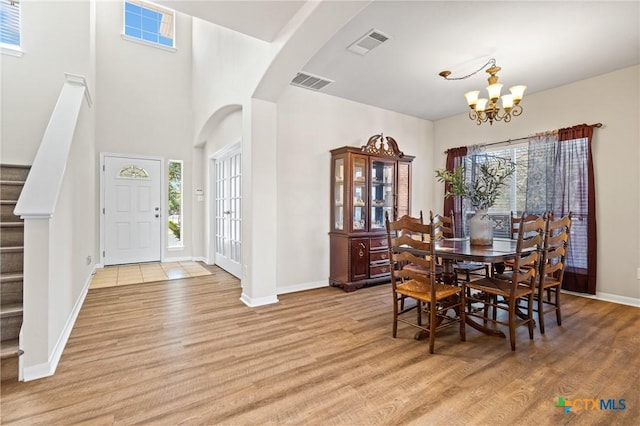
290,72 -> 334,91
347,29 -> 391,55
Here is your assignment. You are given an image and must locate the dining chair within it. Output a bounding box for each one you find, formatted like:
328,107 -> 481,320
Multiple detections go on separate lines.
496,211 -> 547,276
398,211 -> 443,282
535,213 -> 571,334
431,210 -> 490,283
385,212 -> 465,354
462,214 -> 545,351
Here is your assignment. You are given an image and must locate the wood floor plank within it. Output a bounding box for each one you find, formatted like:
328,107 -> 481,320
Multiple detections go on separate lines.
1,265 -> 638,425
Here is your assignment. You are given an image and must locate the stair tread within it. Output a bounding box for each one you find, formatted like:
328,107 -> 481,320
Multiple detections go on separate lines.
0,200 -> 18,204
0,222 -> 24,227
0,180 -> 25,185
0,272 -> 23,282
0,303 -> 23,317
0,339 -> 23,359
0,246 -> 24,252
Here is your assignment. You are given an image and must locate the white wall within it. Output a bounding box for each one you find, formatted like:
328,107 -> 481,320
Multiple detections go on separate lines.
1,1 -> 92,165
434,65 -> 640,304
0,0 -> 97,379
94,1 -> 196,260
191,18 -> 270,144
275,86 -> 433,292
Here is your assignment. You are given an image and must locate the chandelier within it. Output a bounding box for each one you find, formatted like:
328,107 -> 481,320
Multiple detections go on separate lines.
439,59 -> 526,125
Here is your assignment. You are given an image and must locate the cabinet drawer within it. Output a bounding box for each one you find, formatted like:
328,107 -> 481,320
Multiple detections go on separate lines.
370,250 -> 390,264
370,264 -> 391,277
370,237 -> 388,250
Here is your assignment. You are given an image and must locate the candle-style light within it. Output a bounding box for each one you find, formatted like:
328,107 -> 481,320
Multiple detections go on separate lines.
440,59 -> 526,125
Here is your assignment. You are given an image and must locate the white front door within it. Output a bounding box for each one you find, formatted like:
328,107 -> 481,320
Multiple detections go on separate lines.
214,150 -> 242,277
103,156 -> 162,265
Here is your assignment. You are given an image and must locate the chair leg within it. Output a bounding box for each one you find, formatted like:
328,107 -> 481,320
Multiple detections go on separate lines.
555,287 -> 562,326
392,292 -> 399,338
508,300 -> 517,351
527,294 -> 534,340
459,292 -> 466,343
429,300 -> 436,354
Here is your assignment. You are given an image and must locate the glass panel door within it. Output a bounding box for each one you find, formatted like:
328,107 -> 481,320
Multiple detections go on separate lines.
370,160 -> 395,230
352,157 -> 367,231
333,157 -> 344,230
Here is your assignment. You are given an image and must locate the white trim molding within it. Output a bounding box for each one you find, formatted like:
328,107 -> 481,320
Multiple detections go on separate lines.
562,290 -> 640,308
277,280 -> 328,295
240,293 -> 278,308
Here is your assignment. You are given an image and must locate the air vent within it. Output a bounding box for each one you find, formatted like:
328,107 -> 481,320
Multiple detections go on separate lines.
347,29 -> 391,55
290,72 -> 334,91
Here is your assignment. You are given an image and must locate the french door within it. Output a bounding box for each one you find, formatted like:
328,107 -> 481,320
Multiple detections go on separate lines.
103,155 -> 162,265
214,150 -> 242,277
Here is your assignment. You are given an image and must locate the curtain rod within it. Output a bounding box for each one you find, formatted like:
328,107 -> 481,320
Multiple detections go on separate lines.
444,122 -> 602,154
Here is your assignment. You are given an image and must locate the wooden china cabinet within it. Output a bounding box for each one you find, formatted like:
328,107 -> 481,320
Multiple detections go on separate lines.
329,134 -> 413,292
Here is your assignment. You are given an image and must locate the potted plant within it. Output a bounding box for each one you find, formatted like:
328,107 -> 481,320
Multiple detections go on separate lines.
435,156 -> 515,245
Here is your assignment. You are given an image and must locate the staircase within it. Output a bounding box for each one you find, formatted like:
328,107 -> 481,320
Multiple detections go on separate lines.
1,164 -> 29,382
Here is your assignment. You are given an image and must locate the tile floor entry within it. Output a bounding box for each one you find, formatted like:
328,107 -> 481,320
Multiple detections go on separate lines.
90,261 -> 211,289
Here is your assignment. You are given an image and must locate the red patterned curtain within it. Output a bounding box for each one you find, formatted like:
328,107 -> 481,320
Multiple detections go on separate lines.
556,124 -> 596,294
444,147 -> 467,237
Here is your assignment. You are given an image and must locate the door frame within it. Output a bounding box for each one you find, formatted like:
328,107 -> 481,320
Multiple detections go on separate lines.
99,152 -> 166,266
208,141 -> 242,277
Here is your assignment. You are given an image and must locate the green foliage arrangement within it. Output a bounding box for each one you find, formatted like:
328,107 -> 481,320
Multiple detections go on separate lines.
168,220 -> 181,240
435,157 -> 516,211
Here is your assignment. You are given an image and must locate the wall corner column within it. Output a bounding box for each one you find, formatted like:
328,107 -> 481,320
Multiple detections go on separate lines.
240,98 -> 278,306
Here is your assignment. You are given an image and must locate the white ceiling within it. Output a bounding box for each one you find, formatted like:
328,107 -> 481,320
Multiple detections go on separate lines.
161,0 -> 640,121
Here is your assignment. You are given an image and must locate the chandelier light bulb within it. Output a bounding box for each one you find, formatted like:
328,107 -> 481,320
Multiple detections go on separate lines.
475,98 -> 488,112
509,85 -> 527,103
487,83 -> 503,103
465,90 -> 480,108
501,94 -> 514,111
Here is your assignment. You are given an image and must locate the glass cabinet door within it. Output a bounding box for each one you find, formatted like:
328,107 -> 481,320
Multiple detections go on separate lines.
370,159 -> 395,230
333,157 -> 344,230
352,157 -> 367,231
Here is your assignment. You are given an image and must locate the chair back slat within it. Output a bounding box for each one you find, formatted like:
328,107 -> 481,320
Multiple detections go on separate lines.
509,214 -> 545,294
540,213 -> 572,283
430,210 -> 454,240
386,212 -> 437,291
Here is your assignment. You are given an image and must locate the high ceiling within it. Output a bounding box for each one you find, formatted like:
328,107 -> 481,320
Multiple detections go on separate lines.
160,1 -> 640,121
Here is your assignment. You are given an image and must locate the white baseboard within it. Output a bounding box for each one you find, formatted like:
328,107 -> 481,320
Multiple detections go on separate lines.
240,292 -> 279,307
23,267 -> 93,381
562,290 -> 640,308
162,255 -> 194,262
277,280 -> 328,295
192,256 -> 208,263
22,362 -> 54,382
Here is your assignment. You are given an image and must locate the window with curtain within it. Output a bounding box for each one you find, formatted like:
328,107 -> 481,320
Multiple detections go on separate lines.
0,0 -> 20,50
450,124 -> 597,294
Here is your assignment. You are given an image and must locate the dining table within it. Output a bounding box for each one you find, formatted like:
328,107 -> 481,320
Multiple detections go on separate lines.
401,236 -> 522,339
435,237 -> 519,285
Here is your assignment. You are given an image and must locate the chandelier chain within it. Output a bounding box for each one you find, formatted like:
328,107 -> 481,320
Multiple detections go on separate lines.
440,58 -> 496,81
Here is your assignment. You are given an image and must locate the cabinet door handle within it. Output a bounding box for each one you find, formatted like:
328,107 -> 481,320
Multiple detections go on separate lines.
358,242 -> 366,249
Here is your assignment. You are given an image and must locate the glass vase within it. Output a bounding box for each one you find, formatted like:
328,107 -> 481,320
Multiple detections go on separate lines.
469,209 -> 493,246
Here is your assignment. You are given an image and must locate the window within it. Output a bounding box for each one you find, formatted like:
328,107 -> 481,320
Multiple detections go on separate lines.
168,160 -> 183,248
123,0 -> 174,48
461,144 -> 528,237
0,0 -> 20,51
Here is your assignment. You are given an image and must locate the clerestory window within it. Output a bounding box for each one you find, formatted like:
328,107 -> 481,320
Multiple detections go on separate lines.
123,0 -> 174,49
0,0 -> 21,54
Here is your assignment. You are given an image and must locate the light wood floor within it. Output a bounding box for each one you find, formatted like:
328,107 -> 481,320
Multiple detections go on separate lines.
1,265 -> 638,425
